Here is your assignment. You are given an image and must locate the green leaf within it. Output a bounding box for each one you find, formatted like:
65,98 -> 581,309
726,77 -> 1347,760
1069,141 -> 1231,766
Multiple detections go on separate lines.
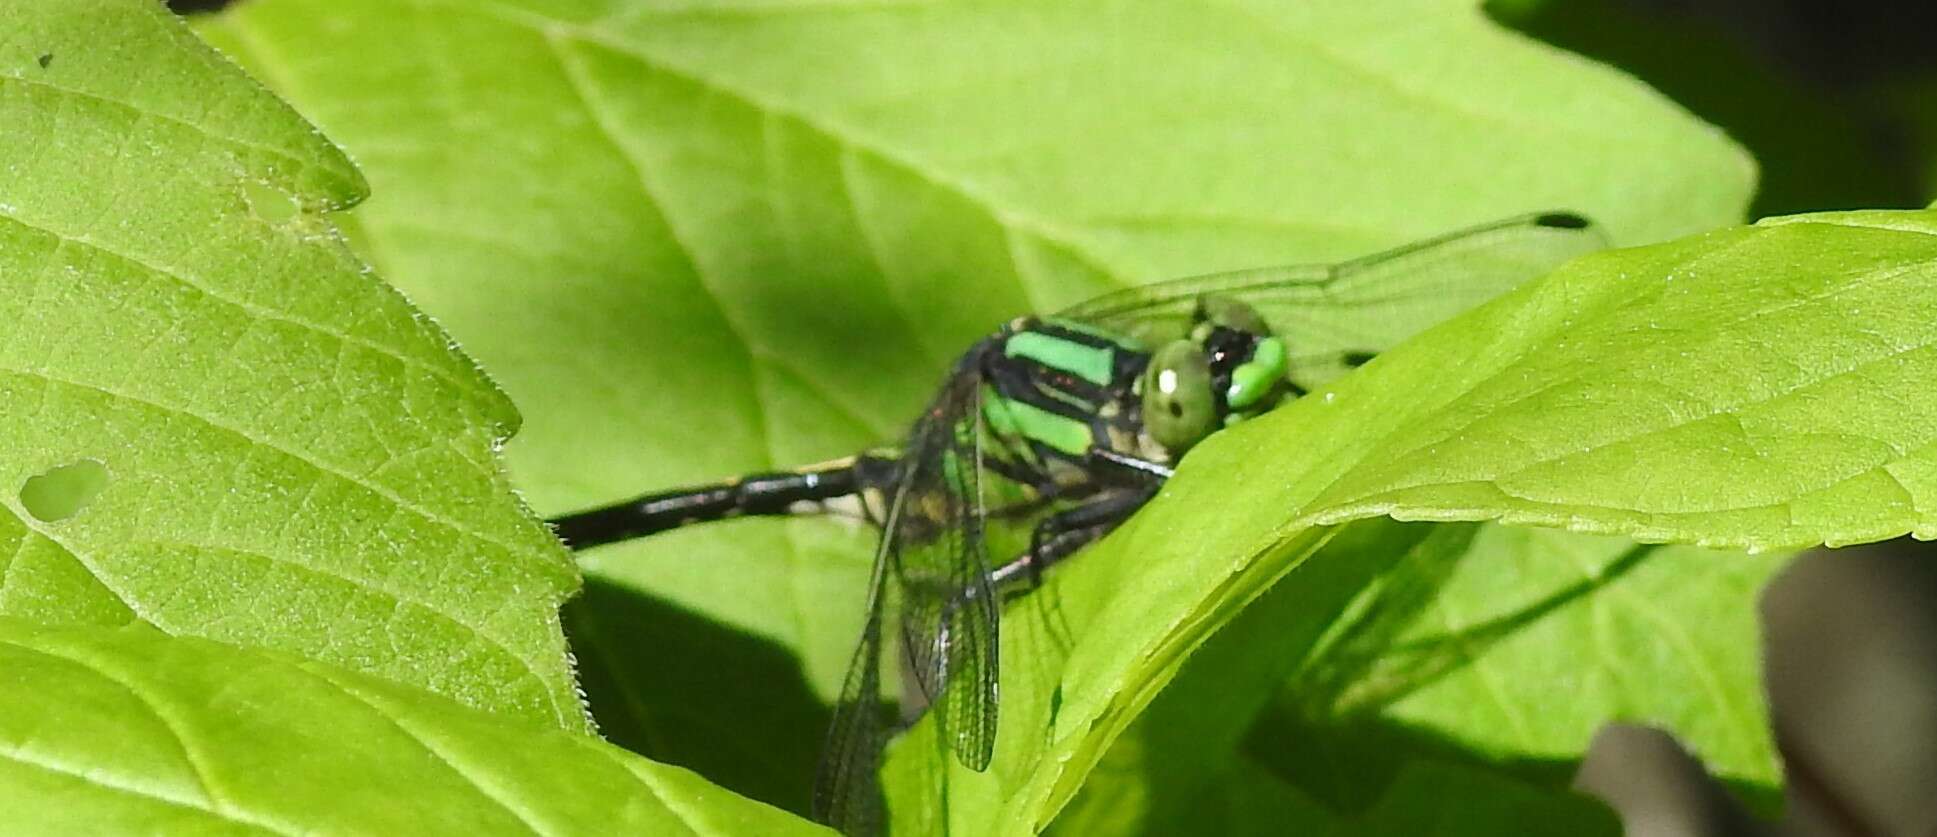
1061,750 -> 1622,837
1326,758 -> 1620,837
0,618 -> 825,835
1291,210 -> 1937,547
888,210 -> 1937,834
1166,758 -> 1618,837
1050,519 -> 1452,831
1058,520 -> 1786,832
1252,529 -> 1786,814
0,1 -> 583,729
1286,529 -> 1785,806
198,0 -> 1754,812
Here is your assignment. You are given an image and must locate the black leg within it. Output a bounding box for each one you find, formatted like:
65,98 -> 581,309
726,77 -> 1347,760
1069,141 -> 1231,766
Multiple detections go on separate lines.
931,482 -> 1160,663
989,485 -> 1159,590
1086,447 -> 1175,481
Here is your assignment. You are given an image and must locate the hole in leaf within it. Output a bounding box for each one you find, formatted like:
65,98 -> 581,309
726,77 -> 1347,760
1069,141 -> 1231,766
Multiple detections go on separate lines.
243,179 -> 299,224
19,460 -> 109,522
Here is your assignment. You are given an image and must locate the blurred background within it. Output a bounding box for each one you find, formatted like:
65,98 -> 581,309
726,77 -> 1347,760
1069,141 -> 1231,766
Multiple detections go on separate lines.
1489,0 -> 1937,219
170,1 -> 1937,834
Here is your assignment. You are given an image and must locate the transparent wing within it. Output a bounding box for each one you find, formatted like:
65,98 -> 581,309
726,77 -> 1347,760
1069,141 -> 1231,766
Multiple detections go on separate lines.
814,346 -> 1004,834
813,460 -> 905,835
1060,212 -> 1608,389
893,359 -> 1000,772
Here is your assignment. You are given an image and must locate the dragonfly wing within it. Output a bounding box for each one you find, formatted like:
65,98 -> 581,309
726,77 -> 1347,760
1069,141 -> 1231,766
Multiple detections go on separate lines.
817,340 -> 1014,832
893,357 -> 1001,771
947,384 -> 1001,770
813,457 -> 911,835
1061,212 -> 1608,389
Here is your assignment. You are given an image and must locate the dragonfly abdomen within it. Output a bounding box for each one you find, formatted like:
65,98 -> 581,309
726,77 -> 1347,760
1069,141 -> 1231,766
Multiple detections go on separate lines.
549,454 -> 897,549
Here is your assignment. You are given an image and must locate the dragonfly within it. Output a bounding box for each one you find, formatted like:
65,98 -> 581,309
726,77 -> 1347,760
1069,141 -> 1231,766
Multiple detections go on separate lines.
548,211 -> 1605,834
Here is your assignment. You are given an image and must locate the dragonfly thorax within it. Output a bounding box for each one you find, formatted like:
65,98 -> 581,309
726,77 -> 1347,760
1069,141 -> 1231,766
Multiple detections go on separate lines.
977,318 -> 1152,479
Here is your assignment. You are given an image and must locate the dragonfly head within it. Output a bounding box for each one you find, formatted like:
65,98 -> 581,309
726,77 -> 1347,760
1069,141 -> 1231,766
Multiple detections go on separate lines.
1139,296 -> 1289,455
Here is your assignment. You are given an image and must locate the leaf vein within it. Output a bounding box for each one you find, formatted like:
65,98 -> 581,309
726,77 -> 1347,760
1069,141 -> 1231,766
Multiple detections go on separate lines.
18,642 -> 240,821
542,30 -> 779,472
834,145 -> 943,368
0,530 -> 35,610
0,641 -> 297,837
0,73 -> 319,189
305,674 -> 558,836
135,537 -> 555,705
1323,261 -> 1937,513
0,367 -> 534,577
1202,0 -> 1642,146
0,745 -> 286,836
0,213 -> 499,421
0,508 -> 151,623
423,0 -> 1130,297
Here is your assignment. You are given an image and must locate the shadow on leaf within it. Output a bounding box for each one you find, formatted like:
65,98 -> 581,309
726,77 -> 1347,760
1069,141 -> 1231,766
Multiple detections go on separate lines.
564,576 -> 833,817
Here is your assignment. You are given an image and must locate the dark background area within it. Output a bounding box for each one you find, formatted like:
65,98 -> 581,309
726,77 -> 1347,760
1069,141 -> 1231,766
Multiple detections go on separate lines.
171,1 -> 1937,834
1491,0 -> 1937,217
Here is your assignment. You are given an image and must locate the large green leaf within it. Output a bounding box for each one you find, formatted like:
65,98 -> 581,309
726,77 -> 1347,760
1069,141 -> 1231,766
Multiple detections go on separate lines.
1054,520 -> 1786,831
0,2 -> 583,728
197,0 -> 1754,812
1058,755 -> 1619,837
1049,519 -> 1458,832
0,618 -> 823,835
1291,210 -> 1937,546
1281,528 -> 1785,805
886,210 -> 1937,834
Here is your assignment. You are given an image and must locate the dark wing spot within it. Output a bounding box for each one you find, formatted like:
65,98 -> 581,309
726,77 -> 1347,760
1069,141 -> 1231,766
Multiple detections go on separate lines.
37,54 -> 52,69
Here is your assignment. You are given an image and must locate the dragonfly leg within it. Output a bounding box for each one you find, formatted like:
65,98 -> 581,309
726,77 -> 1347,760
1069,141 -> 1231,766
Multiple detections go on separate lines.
1086,447 -> 1175,481
989,485 -> 1159,591
927,487 -> 1153,700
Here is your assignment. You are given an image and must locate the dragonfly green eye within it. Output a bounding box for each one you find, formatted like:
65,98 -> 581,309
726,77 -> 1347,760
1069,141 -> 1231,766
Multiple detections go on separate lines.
1142,339 -> 1218,452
